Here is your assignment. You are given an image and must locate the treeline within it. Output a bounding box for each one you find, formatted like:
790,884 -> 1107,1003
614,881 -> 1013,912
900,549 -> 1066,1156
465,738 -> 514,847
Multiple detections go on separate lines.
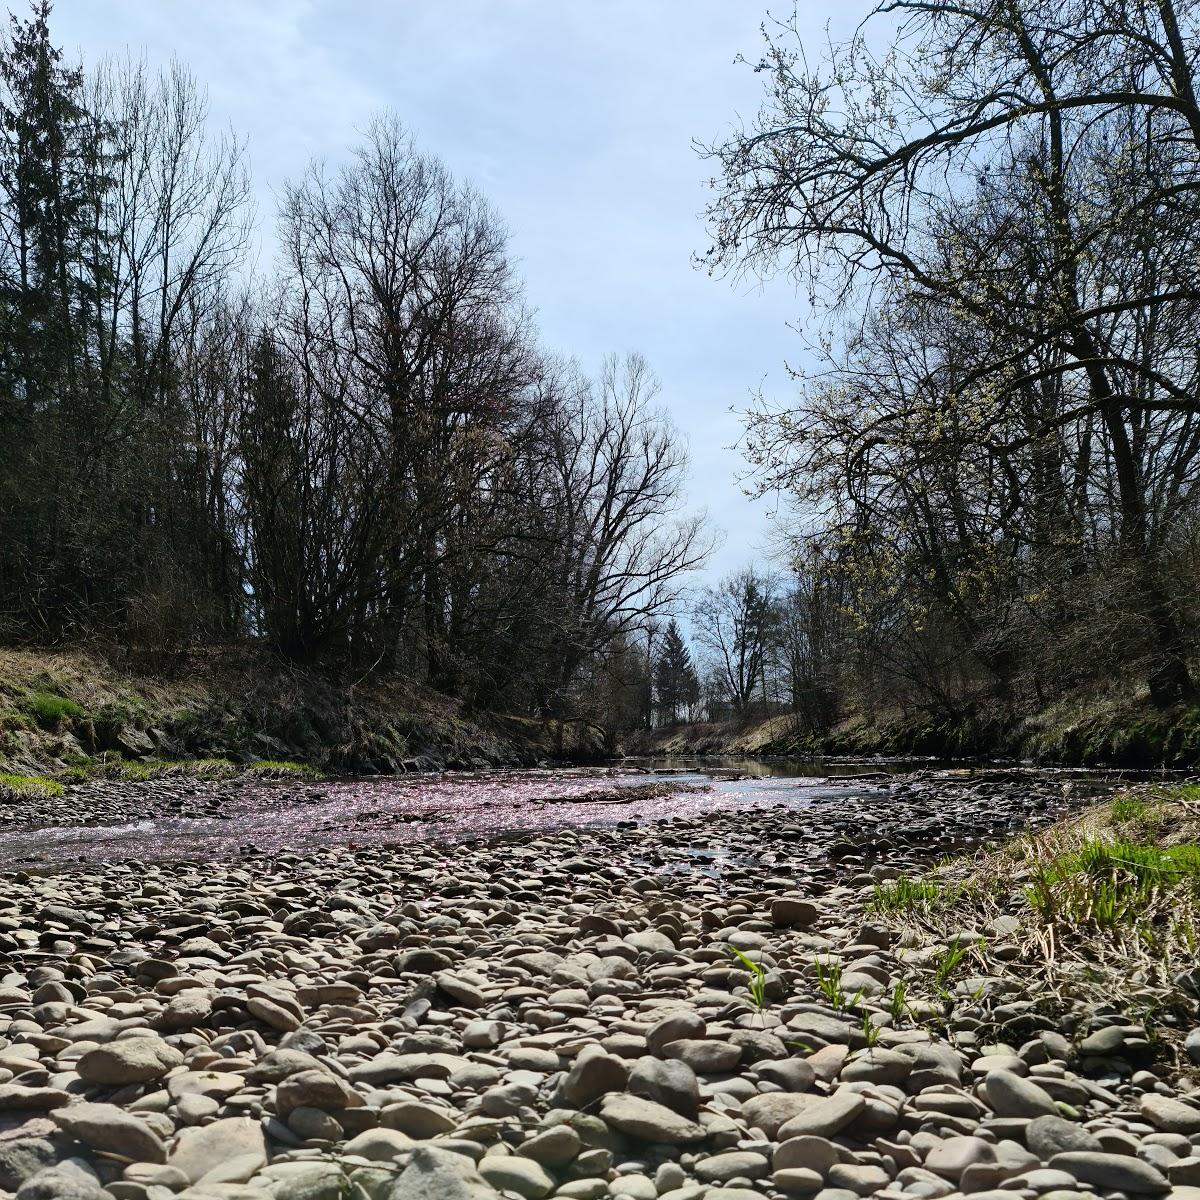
0,4 -> 707,719
701,0 -> 1200,726
609,569 -> 837,732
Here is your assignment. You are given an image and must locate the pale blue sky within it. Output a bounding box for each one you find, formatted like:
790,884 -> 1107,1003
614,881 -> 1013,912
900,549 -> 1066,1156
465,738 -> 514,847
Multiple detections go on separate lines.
51,1 -> 853,582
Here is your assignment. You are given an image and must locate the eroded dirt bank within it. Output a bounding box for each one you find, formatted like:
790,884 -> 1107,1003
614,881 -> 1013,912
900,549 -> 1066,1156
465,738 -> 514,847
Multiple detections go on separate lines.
0,646 -> 611,781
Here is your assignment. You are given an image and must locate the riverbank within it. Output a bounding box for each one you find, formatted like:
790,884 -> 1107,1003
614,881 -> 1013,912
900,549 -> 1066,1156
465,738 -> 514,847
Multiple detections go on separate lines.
1,768 -> 1199,1197
633,692 -> 1200,768
0,647 -> 610,783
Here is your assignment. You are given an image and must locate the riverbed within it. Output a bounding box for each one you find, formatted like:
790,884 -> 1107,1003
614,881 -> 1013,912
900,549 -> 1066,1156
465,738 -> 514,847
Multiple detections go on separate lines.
1,760 -> 1188,1199
0,758 -> 1120,871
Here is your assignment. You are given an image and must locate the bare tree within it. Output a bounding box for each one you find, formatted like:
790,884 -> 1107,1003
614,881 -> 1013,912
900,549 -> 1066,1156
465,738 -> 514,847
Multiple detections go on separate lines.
527,353 -> 712,712
704,0 -> 1200,704
692,568 -> 777,717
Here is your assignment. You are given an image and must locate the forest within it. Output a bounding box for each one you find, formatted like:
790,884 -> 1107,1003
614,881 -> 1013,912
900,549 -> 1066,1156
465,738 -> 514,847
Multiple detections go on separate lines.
0,4 -> 708,727
5,0 -> 1200,752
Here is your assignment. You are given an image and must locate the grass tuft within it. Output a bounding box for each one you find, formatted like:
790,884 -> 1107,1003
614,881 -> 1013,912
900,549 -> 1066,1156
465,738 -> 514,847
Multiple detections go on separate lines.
1111,794 -> 1152,823
0,772 -> 64,798
246,759 -> 321,778
23,691 -> 84,727
869,874 -> 973,913
729,945 -> 768,1012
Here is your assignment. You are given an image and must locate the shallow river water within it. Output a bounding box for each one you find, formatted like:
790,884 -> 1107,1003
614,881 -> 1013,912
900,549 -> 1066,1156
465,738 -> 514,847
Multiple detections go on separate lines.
0,758 -> 950,869
0,757 -> 1137,871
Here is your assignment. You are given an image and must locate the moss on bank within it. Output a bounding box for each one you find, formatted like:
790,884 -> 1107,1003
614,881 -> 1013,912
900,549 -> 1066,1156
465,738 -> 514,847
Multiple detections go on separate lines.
0,771 -> 64,799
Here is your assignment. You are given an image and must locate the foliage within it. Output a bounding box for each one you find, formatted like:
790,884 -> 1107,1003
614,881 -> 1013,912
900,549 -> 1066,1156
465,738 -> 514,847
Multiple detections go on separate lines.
933,940 -> 973,988
652,621 -> 700,726
812,956 -> 862,1011
0,13 -> 707,735
1026,839 -> 1200,928
730,945 -> 768,1011
860,1009 -> 880,1048
870,876 -> 950,913
703,0 -> 1200,723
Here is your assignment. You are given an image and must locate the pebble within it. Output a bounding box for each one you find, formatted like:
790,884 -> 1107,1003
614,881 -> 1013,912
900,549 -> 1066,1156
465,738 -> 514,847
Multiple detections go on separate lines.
0,765 -> 1184,1200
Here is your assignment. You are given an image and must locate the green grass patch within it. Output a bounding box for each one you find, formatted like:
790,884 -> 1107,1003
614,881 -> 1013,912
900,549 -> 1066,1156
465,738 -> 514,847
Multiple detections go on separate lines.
1150,783 -> 1200,806
0,772 -> 64,798
1044,839 -> 1200,888
246,760 -> 321,778
1026,837 -> 1200,928
1111,795 -> 1153,823
869,874 -> 972,913
64,757 -> 320,783
109,758 -> 236,781
23,691 -> 84,727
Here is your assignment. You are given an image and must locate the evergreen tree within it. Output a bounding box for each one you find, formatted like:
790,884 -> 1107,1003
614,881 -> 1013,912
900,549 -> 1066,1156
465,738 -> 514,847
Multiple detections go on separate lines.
653,619 -> 699,724
0,1 -> 93,415
0,1 -> 117,633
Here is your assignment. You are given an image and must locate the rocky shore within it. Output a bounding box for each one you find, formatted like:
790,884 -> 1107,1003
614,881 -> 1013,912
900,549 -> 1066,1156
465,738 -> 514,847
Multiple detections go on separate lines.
0,770 -> 1197,1200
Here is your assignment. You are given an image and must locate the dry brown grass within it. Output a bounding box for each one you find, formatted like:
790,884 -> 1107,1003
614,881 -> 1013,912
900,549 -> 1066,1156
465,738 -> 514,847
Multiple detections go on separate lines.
870,785 -> 1200,1056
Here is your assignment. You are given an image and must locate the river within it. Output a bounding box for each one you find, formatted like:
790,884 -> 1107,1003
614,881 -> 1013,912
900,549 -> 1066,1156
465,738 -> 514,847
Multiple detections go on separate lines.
0,758 -> 965,870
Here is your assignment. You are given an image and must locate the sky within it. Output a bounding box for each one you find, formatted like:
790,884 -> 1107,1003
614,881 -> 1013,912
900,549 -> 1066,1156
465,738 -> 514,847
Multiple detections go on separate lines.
50,0 -> 852,583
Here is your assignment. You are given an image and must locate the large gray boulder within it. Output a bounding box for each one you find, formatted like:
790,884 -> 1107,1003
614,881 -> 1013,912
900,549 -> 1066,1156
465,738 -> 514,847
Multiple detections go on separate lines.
388,1146 -> 499,1199
53,1102 -> 166,1164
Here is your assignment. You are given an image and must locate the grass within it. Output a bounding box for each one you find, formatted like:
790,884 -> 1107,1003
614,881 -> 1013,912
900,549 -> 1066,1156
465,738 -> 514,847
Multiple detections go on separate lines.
812,956 -> 865,1011
857,783 -> 1200,1052
0,772 -> 64,798
730,946 -> 768,1012
1025,838 -> 1200,928
1111,794 -> 1153,823
870,876 -> 943,911
23,691 -> 84,727
247,759 -> 320,777
860,1009 -> 881,1047
934,939 -> 973,986
0,644 -> 551,783
60,757 -> 322,783
869,874 -> 974,913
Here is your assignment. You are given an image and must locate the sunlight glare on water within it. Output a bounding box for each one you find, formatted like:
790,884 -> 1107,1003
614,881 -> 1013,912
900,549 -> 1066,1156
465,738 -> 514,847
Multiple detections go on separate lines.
0,762 -> 906,869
